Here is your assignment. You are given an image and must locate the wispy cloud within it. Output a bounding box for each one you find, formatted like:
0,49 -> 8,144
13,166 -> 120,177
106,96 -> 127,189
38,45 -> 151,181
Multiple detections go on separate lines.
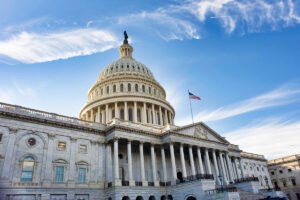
117,0 -> 300,40
177,82 -> 300,125
0,28 -> 120,64
224,117 -> 300,159
117,9 -> 200,40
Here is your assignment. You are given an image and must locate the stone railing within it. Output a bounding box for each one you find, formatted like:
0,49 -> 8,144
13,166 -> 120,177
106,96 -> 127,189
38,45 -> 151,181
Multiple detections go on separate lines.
13,182 -> 39,187
205,186 -> 237,195
234,177 -> 259,183
0,102 -> 104,129
176,174 -> 214,184
241,152 -> 265,160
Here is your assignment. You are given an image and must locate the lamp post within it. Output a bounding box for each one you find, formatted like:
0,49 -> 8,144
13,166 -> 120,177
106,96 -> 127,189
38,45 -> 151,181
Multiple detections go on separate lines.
218,175 -> 224,192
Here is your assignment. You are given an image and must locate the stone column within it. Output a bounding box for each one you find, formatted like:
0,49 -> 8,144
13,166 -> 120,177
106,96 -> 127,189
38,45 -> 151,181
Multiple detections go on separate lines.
197,147 -> 204,174
168,112 -> 172,125
219,152 -> 228,185
159,106 -> 163,125
204,148 -> 212,174
212,150 -> 221,185
127,140 -> 134,186
1,128 -> 17,180
148,108 -> 152,123
151,144 -> 159,186
225,153 -> 234,183
234,157 -> 241,180
91,109 -> 94,122
105,143 -> 113,184
67,137 -> 77,185
139,142 -> 147,186
164,109 -> 168,125
97,106 -> 101,123
134,101 -> 137,123
239,158 -> 245,178
180,143 -> 187,179
43,133 -> 55,185
101,110 -> 105,124
169,143 -> 177,182
161,146 -> 167,182
143,102 -> 147,123
124,102 -> 128,121
105,104 -> 109,124
113,138 -> 121,186
152,104 -> 156,124
189,145 -> 196,176
115,102 -> 119,119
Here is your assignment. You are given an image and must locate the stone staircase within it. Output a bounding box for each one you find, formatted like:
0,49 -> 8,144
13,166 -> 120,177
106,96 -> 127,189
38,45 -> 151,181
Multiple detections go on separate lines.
237,188 -> 265,200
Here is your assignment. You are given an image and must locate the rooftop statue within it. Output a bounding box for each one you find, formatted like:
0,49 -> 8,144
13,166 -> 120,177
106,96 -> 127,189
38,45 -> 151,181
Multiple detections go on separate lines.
123,31 -> 128,44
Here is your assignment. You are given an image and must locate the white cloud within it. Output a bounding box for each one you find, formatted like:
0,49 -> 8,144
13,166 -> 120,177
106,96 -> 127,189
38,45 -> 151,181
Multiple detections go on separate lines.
117,9 -> 201,40
0,28 -> 120,64
176,82 -> 300,125
224,117 -> 300,159
180,0 -> 300,33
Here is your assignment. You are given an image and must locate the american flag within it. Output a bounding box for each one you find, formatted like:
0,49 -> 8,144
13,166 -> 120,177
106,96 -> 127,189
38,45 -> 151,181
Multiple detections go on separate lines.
189,92 -> 201,100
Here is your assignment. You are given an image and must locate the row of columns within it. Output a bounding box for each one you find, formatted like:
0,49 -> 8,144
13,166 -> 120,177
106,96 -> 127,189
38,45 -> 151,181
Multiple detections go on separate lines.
111,138 -> 245,187
83,102 -> 174,126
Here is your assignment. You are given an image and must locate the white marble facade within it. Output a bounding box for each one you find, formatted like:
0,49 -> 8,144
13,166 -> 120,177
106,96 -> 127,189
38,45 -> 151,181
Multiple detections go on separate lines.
0,38 -> 272,200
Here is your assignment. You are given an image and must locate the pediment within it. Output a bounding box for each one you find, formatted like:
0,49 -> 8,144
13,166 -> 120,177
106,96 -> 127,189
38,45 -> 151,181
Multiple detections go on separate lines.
174,122 -> 229,144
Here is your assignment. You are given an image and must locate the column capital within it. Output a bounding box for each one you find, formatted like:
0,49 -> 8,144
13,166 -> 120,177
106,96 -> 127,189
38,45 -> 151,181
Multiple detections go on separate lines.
127,139 -> 132,143
48,133 -> 56,139
180,143 -> 184,147
139,141 -> 144,145
8,127 -> 18,134
113,137 -> 119,141
150,142 -> 156,147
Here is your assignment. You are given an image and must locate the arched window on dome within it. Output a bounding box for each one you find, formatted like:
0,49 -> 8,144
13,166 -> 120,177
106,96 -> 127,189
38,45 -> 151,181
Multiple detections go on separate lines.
128,109 -> 133,122
101,88 -> 103,95
128,84 -> 131,92
120,109 -> 124,120
154,89 -> 156,95
135,84 -> 138,92
120,84 -> 124,92
113,85 -> 116,93
142,85 -> 145,93
106,86 -> 109,94
149,87 -> 151,94
137,109 -> 141,122
21,156 -> 35,182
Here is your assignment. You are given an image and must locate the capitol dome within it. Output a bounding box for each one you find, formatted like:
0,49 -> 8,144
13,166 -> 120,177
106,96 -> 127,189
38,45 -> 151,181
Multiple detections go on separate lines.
79,33 -> 175,126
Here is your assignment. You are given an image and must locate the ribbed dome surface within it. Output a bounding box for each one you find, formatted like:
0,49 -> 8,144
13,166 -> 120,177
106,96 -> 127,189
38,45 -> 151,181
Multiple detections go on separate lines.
97,57 -> 155,82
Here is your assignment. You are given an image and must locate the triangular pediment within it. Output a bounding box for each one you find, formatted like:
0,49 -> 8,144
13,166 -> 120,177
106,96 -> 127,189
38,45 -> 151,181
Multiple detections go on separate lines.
174,122 -> 229,144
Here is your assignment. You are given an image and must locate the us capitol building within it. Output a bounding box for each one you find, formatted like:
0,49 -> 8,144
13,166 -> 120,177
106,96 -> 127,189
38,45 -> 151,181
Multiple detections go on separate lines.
0,33 -> 273,200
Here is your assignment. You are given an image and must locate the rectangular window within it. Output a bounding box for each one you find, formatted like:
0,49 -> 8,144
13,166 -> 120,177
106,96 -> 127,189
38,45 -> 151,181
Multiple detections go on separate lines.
292,179 -> 296,186
0,133 -> 2,142
55,166 -> 64,182
79,144 -> 87,153
78,168 -> 86,183
58,142 -> 66,151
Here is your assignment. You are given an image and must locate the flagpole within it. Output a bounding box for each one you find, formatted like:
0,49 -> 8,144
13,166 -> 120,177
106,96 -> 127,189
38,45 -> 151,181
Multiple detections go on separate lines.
188,90 -> 194,125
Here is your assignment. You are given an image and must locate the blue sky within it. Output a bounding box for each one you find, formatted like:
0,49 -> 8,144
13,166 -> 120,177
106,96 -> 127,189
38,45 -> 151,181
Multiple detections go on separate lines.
0,0 -> 300,159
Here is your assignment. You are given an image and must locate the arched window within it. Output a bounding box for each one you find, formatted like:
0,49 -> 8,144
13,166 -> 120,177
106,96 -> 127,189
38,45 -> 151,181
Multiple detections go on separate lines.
106,86 -> 109,94
149,87 -> 151,94
120,84 -> 124,92
101,88 -> 103,95
128,109 -> 133,122
113,85 -> 116,93
135,84 -> 138,92
154,89 -> 156,95
120,109 -> 124,120
128,83 -> 131,92
142,85 -> 145,92
21,156 -> 35,182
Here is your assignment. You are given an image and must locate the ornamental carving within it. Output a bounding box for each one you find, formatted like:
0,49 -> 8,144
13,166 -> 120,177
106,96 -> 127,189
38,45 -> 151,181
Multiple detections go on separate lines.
194,126 -> 208,139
